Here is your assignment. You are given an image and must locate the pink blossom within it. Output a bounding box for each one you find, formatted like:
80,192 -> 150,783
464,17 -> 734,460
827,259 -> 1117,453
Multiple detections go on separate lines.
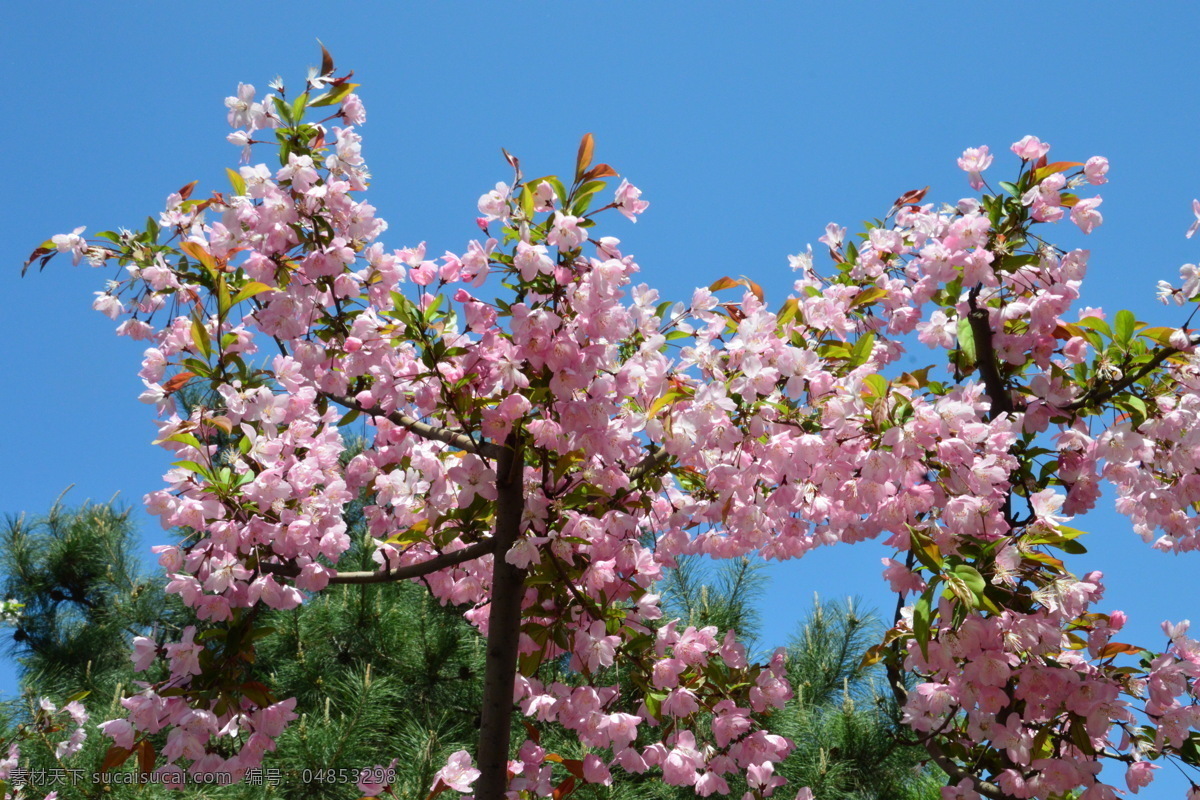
435,750 -> 480,793
99,718 -> 135,749
576,620 -> 620,672
818,222 -> 846,250
1180,263 -> 1200,298
547,213 -> 588,250
224,83 -> 268,130
165,625 -> 204,678
514,241 -> 554,282
477,182 -> 510,222
583,753 -> 612,785
1084,156 -> 1109,185
340,93 -> 366,125
1125,761 -> 1157,793
1071,196 -> 1104,234
1011,135 -> 1050,161
52,227 -> 88,266
1187,199 -> 1200,239
958,146 -> 994,190
1163,619 -> 1190,641
131,636 -> 158,671
614,179 -> 649,221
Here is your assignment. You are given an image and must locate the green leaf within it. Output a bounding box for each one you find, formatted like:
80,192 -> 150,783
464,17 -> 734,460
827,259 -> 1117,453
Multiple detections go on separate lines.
231,281 -> 276,305
272,95 -> 293,125
163,433 -> 204,450
849,332 -> 876,368
172,460 -> 213,480
575,179 -> 608,198
519,184 -> 536,219
913,585 -> 935,659
850,286 -> 887,308
777,297 -> 800,327
309,82 -> 358,107
225,167 -> 247,196
1076,315 -> 1112,337
190,316 -> 212,358
1114,309 -> 1136,346
216,274 -> 231,318
862,373 -> 889,399
181,358 -> 212,378
951,564 -> 986,596
956,314 -> 977,369
844,240 -> 858,265
908,527 -> 943,571
547,176 -> 568,208
644,692 -> 665,721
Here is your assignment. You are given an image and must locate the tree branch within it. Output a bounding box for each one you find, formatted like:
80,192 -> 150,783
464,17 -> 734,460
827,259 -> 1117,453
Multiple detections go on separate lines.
885,661 -> 1015,800
260,538 -> 495,585
1064,344 -> 1179,412
629,445 -> 672,482
322,392 -> 507,460
967,290 -> 1012,421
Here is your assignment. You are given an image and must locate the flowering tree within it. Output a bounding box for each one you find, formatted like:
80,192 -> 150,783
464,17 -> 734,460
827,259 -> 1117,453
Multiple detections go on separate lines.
21,50 -> 1200,800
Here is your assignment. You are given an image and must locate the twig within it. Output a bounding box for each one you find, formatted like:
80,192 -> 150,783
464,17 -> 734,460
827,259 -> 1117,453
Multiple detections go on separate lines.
261,539 -> 495,585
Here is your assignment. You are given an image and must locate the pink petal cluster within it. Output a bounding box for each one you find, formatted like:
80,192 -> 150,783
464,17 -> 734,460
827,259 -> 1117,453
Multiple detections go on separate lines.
42,61 -> 1200,800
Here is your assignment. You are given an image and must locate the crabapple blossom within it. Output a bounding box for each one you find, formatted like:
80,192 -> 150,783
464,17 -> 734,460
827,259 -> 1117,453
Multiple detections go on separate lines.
957,145 -> 994,190
613,179 -> 649,221
1011,134 -> 1050,160
30,53 -> 1200,800
436,750 -> 482,793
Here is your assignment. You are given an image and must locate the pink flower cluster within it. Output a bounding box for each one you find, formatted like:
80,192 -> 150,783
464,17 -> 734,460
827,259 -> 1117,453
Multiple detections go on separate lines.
42,61 -> 1200,799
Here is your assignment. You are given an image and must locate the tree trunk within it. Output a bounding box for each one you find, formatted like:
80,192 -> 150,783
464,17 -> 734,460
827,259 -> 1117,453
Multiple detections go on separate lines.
475,437 -> 526,799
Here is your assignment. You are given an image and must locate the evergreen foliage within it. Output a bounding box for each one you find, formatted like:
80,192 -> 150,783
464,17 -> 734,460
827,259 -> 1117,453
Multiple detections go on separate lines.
1,498 -> 939,799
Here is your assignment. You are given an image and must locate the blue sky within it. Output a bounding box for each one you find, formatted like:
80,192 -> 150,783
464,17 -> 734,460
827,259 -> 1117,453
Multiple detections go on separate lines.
3,1 -> 1200,789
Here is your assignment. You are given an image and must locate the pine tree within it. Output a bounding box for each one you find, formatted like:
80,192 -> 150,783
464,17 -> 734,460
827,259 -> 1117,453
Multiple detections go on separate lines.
774,597 -> 942,800
2,498 -> 938,800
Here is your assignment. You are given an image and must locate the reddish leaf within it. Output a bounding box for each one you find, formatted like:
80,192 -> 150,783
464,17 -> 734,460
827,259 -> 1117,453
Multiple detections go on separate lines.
177,180 -> 199,201
522,719 -> 541,745
553,776 -> 577,799
162,372 -> 197,394
23,246 -> 53,275
501,147 -> 520,172
582,163 -> 619,181
709,275 -> 764,302
561,758 -> 585,779
136,738 -> 156,777
575,133 -> 595,181
892,185 -> 929,209
1034,161 -> 1084,183
1098,641 -> 1144,659
319,41 -> 335,77
240,680 -> 275,707
101,745 -> 132,771
180,241 -> 217,273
